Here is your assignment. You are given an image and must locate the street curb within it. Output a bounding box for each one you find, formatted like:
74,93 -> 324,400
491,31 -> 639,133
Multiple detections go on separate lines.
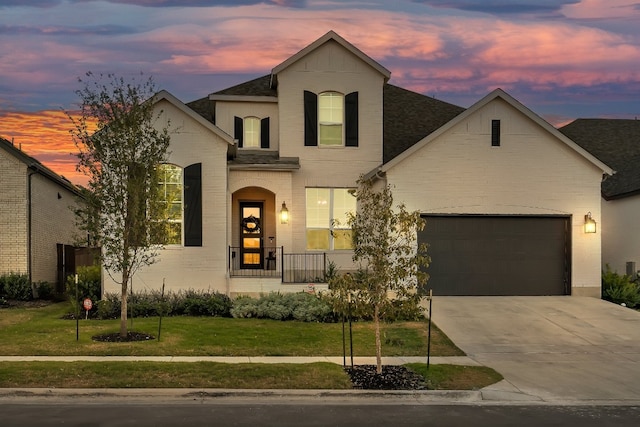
0,387 -> 483,403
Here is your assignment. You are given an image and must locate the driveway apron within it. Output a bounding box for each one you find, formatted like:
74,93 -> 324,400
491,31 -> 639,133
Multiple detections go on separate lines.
431,296 -> 640,402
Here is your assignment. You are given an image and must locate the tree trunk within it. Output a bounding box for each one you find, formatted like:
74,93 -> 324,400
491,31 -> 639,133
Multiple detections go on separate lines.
374,304 -> 382,374
120,272 -> 129,339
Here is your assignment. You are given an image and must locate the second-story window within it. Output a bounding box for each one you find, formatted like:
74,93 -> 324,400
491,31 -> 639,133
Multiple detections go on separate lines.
319,92 -> 344,146
244,116 -> 260,148
234,116 -> 270,149
304,90 -> 358,148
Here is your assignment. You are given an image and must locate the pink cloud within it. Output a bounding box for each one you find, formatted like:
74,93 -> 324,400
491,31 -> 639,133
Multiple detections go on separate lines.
1,110 -> 88,186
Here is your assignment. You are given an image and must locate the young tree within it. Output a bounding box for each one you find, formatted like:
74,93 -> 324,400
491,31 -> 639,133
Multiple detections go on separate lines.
68,72 -> 171,338
339,176 -> 430,374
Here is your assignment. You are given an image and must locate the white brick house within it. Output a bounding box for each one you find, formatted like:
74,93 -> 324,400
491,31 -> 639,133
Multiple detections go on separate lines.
560,119 -> 640,279
103,31 -> 612,298
0,137 -> 84,290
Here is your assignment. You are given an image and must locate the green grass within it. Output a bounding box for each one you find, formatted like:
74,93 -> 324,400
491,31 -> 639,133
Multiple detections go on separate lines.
0,361 -> 352,389
0,304 -> 505,391
0,303 -> 464,357
406,363 -> 504,390
0,361 -> 503,390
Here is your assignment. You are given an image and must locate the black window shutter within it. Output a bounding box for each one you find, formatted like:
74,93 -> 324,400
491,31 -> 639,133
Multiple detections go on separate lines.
234,116 -> 243,148
260,117 -> 270,149
345,92 -> 359,147
491,119 -> 501,147
304,90 -> 317,146
184,163 -> 202,247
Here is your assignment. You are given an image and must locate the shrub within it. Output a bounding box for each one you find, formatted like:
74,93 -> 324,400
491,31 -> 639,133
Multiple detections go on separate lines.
230,296 -> 259,318
96,296 -> 119,319
602,264 -> 640,308
65,265 -> 101,313
95,289 -> 232,319
34,281 -> 55,300
0,272 -> 32,301
230,292 -> 334,322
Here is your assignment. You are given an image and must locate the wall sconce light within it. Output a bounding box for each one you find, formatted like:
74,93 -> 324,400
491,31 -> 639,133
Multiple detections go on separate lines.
280,201 -> 289,224
584,212 -> 597,234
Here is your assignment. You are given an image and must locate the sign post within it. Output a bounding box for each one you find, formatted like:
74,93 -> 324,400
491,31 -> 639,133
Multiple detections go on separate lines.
83,298 -> 93,320
75,274 -> 79,341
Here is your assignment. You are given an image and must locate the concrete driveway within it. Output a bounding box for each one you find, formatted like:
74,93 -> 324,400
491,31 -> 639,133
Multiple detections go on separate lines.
432,296 -> 640,403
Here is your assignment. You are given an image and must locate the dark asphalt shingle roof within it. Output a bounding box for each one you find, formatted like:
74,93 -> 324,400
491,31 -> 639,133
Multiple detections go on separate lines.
212,75 -> 275,97
383,84 -> 465,163
186,78 -> 465,165
0,136 -> 82,196
560,119 -> 640,199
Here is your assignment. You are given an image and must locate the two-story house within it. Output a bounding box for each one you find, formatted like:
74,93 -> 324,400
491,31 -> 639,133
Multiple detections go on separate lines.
102,31 -> 612,298
0,136 -> 84,292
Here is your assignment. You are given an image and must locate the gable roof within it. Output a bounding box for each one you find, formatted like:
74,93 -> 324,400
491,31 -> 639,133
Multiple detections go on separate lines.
155,90 -> 235,146
372,88 -> 614,178
383,84 -> 465,163
270,31 -> 391,87
211,75 -> 275,98
0,136 -> 82,196
560,119 -> 640,200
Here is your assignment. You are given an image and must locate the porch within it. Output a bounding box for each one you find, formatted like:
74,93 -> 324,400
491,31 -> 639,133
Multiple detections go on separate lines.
229,246 -> 328,284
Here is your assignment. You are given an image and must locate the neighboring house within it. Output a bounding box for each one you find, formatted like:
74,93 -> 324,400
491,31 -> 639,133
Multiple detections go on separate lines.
0,136 -> 84,292
560,119 -> 640,277
103,31 -> 612,298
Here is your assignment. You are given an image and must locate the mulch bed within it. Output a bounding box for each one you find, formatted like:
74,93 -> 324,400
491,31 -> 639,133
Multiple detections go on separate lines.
92,332 -> 155,342
344,365 -> 427,390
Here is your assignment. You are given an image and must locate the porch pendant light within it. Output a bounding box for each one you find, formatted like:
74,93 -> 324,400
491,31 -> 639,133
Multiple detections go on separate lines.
280,201 -> 289,224
584,212 -> 597,234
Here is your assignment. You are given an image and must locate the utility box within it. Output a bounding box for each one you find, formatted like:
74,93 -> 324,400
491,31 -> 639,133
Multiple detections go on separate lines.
626,261 -> 637,280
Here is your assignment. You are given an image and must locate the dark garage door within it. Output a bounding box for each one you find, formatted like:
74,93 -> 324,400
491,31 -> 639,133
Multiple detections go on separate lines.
419,215 -> 570,296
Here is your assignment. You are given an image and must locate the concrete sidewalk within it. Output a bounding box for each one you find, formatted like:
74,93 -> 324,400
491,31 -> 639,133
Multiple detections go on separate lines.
0,355 -> 476,365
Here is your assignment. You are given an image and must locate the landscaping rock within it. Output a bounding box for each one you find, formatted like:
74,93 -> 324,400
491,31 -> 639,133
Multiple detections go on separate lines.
92,332 -> 155,342
344,365 -> 427,390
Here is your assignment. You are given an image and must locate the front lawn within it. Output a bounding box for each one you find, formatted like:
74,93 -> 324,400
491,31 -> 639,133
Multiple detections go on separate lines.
0,302 -> 463,357
0,303 -> 505,391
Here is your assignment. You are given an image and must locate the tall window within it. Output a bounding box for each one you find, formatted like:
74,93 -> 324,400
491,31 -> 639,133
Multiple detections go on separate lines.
243,116 -> 260,148
318,92 -> 344,146
306,188 -> 356,250
304,91 -> 358,147
157,164 -> 183,245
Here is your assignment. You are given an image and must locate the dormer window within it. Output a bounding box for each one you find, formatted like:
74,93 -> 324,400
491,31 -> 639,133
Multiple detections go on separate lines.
234,116 -> 270,149
243,116 -> 260,148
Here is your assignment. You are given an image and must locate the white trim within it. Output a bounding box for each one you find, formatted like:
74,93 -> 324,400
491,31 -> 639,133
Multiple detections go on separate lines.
271,30 -> 391,82
377,88 -> 614,177
209,95 -> 278,103
154,90 -> 235,146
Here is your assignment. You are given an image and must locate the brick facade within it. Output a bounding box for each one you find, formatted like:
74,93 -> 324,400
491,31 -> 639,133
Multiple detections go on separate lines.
0,138 -> 83,286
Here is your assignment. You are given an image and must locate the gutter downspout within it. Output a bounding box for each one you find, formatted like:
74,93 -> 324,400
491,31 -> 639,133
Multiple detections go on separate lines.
27,166 -> 38,287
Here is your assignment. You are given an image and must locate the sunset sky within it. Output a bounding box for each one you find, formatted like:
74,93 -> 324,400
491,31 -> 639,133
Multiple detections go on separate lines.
1,0 -> 638,186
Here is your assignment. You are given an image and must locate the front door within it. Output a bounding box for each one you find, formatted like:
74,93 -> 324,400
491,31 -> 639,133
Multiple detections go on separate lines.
240,202 -> 264,269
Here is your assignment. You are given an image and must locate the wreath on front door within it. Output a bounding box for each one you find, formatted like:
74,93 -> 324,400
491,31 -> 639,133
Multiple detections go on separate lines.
241,215 -> 261,233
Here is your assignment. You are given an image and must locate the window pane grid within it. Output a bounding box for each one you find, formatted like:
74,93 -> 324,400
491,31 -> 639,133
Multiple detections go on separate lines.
319,92 -> 344,146
306,188 -> 355,250
244,116 -> 260,148
158,164 -> 183,245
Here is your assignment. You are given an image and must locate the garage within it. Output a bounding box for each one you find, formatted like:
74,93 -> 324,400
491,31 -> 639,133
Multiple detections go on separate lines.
419,215 -> 570,296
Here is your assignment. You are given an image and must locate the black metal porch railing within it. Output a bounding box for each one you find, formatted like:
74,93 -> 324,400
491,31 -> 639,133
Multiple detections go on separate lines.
229,246 -> 283,278
281,252 -> 326,284
228,247 -> 326,283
